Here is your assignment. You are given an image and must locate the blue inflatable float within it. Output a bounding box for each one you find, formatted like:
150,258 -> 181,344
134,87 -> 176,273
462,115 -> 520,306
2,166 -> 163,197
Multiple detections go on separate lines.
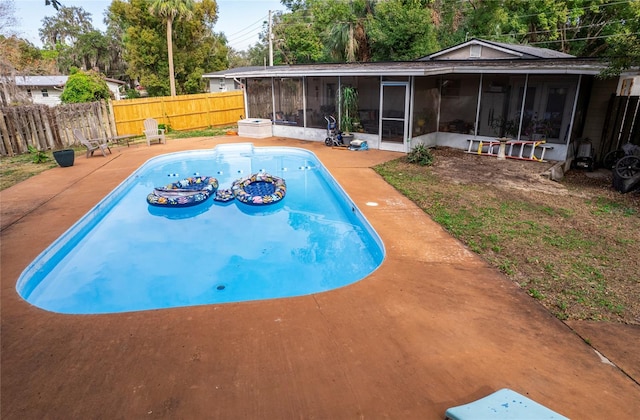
147,176 -> 218,207
231,173 -> 286,205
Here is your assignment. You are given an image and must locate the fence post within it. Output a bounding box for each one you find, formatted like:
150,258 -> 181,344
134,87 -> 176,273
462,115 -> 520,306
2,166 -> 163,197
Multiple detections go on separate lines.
42,106 -> 58,149
0,108 -> 15,156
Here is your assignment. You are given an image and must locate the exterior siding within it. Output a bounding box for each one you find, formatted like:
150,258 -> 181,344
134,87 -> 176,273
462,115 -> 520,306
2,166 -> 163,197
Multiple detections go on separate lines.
14,76 -> 126,106
30,89 -> 63,107
582,78 -> 618,150
437,46 -> 516,60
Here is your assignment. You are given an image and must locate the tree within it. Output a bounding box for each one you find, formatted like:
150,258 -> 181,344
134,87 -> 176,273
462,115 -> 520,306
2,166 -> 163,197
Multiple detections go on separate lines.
0,0 -> 17,36
45,0 -> 62,10
60,68 -> 111,103
149,0 -> 195,97
602,0 -> 640,76
228,46 -> 251,68
455,0 -> 639,60
1,34 -> 58,105
311,0 -> 373,62
245,41 -> 269,66
366,0 -> 439,61
271,9 -> 326,64
37,5 -> 117,75
39,6 -> 94,46
0,35 -> 57,74
75,30 -> 109,72
109,0 -> 226,96
268,0 -> 373,64
431,0 -> 467,48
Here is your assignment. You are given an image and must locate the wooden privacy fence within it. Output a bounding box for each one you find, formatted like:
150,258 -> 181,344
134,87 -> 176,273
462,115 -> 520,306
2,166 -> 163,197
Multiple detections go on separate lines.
0,90 -> 245,157
111,91 -> 245,136
0,101 -> 117,156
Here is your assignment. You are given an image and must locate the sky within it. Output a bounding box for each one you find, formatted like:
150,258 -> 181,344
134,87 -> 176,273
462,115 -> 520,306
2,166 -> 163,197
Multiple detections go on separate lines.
11,0 -> 283,51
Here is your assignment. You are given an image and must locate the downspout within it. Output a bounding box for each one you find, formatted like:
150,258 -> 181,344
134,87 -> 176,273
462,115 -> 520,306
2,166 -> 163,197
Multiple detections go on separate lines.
409,76 -> 415,146
616,95 -> 632,149
378,76 -> 383,136
474,74 -> 483,137
628,96 -> 640,143
337,76 -> 342,130
302,76 -> 307,127
233,77 -> 247,119
271,77 -> 276,123
436,76 -> 442,143
566,74 -> 582,159
517,74 -> 529,140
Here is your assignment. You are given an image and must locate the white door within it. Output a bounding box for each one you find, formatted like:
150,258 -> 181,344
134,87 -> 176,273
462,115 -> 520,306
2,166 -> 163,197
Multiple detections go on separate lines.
379,82 -> 410,152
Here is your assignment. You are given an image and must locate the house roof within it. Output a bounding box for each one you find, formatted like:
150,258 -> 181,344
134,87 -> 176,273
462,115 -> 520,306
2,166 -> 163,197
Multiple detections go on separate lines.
13,75 -> 126,87
204,38 -> 597,81
14,75 -> 68,87
204,57 -> 608,80
419,38 -> 575,60
104,77 -> 126,85
479,39 -> 576,59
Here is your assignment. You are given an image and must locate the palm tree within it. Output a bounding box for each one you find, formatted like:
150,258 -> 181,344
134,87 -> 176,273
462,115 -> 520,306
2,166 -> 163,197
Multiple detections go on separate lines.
325,1 -> 372,63
149,0 -> 194,97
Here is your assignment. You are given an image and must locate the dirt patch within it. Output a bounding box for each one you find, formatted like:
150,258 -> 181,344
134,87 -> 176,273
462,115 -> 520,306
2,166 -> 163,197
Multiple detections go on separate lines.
381,147 -> 640,324
431,146 -> 640,209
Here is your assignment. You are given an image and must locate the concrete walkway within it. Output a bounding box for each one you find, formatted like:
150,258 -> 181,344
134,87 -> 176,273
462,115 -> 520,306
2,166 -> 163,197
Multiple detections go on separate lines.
2,136 -> 639,419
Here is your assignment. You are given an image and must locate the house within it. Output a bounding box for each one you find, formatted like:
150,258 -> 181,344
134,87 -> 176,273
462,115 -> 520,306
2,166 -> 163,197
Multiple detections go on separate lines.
13,75 -> 127,106
203,38 -> 639,166
13,75 -> 67,107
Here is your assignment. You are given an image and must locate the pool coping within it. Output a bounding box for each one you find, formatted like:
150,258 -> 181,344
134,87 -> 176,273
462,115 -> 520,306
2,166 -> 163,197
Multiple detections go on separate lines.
1,136 -> 639,418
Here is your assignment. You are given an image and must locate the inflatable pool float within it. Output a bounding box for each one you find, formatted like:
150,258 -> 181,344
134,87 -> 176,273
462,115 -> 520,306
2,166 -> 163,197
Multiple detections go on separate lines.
231,173 -> 286,205
214,188 -> 235,203
147,176 -> 218,207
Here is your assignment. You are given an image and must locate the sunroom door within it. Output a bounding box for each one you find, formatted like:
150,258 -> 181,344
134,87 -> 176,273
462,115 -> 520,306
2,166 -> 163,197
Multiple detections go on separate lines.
379,82 -> 409,152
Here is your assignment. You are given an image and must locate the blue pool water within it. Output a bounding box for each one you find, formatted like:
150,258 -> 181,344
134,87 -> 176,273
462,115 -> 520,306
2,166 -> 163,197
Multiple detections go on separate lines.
17,143 -> 385,314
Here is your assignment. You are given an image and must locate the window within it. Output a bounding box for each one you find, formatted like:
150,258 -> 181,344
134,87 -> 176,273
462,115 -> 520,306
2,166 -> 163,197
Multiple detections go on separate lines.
439,75 -> 480,134
470,45 -> 482,58
273,78 -> 303,126
41,89 -> 48,97
441,78 -> 460,97
521,75 -> 578,143
245,79 -> 272,119
305,77 -> 338,129
340,76 -> 380,134
477,75 -> 526,137
412,77 -> 439,136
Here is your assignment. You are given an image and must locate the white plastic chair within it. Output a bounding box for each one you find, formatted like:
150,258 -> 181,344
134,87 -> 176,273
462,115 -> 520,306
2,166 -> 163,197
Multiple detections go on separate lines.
143,118 -> 166,146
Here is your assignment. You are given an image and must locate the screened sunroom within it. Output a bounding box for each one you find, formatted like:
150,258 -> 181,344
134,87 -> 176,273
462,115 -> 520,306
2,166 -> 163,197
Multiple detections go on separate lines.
204,39 -> 636,164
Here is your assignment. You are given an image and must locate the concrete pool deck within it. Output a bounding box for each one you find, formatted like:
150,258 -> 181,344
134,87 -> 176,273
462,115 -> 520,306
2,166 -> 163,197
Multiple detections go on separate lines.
1,136 -> 639,419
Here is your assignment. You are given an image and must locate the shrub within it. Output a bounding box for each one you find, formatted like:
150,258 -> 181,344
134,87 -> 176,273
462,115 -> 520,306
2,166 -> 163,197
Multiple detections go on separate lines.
60,69 -> 111,103
407,143 -> 434,166
27,145 -> 49,164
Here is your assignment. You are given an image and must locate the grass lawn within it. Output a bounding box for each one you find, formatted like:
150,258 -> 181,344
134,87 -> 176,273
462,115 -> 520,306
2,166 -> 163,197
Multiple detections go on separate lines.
375,148 -> 639,325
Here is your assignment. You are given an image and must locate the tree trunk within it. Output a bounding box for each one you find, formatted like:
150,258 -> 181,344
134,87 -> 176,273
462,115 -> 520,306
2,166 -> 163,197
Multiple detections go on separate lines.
167,17 -> 176,97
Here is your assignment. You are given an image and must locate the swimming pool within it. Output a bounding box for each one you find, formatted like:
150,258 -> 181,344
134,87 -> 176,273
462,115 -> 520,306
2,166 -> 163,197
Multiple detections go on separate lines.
17,143 -> 385,314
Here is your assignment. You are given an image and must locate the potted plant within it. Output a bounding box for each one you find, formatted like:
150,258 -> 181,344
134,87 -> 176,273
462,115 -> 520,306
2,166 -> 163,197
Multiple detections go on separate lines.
338,85 -> 359,144
490,115 -> 518,139
53,148 -> 75,167
524,117 -> 553,140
